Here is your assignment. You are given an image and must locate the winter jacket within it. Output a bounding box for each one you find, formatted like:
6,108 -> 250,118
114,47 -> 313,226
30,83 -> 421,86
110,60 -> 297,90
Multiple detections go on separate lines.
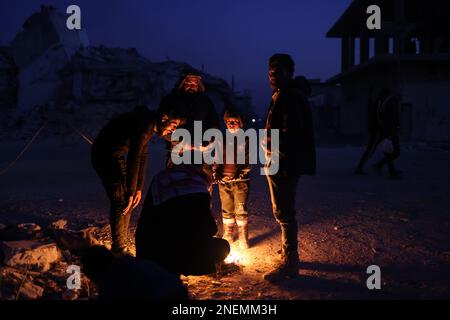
265,79 -> 316,177
159,90 -> 220,167
135,166 -> 229,275
159,90 -> 220,135
91,106 -> 156,196
213,136 -> 251,182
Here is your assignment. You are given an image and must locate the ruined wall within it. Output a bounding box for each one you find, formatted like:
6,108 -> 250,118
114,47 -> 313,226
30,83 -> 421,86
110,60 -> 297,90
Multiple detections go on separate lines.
0,47 -> 17,109
10,6 -> 88,70
401,63 -> 450,141
2,7 -> 255,139
402,82 -> 450,141
338,62 -> 450,142
309,84 -> 342,141
9,6 -> 88,115
15,44 -> 72,114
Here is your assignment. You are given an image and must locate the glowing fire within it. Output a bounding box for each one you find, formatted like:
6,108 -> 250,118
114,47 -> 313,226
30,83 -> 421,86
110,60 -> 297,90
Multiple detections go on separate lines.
224,247 -> 246,264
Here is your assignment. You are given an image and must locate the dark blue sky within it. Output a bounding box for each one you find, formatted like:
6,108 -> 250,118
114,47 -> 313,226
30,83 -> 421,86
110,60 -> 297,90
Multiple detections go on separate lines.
0,0 -> 351,115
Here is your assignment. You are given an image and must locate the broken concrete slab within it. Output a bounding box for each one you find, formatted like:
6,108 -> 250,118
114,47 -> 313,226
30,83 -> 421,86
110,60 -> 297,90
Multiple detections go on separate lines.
50,226 -> 101,254
0,223 -> 44,241
1,240 -> 62,272
17,223 -> 43,235
10,5 -> 88,70
18,280 -> 45,300
62,290 -> 79,300
47,219 -> 68,230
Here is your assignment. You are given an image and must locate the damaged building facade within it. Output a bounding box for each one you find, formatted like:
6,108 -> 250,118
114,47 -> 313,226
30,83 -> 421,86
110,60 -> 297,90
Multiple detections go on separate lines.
0,6 -> 255,137
327,0 -> 450,142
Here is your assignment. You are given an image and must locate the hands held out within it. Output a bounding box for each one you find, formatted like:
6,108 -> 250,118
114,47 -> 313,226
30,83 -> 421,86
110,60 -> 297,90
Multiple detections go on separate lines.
213,176 -> 235,185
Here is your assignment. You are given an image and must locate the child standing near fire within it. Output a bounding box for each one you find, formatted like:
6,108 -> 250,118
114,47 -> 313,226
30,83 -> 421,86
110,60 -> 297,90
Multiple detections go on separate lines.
214,107 -> 252,249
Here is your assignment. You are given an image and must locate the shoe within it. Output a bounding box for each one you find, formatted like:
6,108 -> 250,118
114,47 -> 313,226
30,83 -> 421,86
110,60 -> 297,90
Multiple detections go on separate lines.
222,218 -> 235,244
237,218 -> 249,249
263,253 -> 299,282
112,246 -> 134,257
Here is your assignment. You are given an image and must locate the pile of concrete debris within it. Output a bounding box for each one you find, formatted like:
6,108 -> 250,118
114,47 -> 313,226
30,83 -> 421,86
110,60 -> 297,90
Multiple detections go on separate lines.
0,47 -> 17,110
0,6 -> 255,141
0,220 -> 111,300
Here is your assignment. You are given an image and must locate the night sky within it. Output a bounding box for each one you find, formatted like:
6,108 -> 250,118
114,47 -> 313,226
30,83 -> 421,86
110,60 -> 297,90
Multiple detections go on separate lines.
0,0 -> 352,116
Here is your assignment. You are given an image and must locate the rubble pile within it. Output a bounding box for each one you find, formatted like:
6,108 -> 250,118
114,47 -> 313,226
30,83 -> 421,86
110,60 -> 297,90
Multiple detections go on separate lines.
0,220 -> 109,300
0,6 -> 255,141
0,47 -> 17,110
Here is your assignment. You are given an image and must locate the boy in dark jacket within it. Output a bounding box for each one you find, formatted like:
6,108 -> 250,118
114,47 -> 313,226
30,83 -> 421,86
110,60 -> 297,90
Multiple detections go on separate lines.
135,165 -> 230,276
91,106 -> 183,256
214,107 -> 252,249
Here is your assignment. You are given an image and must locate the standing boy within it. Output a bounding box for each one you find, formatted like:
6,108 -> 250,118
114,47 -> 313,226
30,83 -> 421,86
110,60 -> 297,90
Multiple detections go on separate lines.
214,107 -> 252,249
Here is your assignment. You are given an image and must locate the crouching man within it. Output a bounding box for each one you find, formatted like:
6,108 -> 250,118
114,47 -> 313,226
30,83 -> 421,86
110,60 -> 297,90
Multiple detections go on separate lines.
92,106 -> 183,256
135,165 -> 230,276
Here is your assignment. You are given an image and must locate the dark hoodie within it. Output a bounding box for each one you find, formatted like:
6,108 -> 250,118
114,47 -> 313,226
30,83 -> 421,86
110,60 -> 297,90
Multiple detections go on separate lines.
213,136 -> 252,182
265,79 -> 316,177
158,69 -> 220,136
91,106 -> 156,196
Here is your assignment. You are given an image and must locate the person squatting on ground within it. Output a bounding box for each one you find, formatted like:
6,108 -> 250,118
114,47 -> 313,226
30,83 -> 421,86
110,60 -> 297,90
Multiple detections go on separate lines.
135,165 -> 230,276
91,106 -> 183,256
82,245 -> 188,300
213,107 -> 252,249
158,68 -> 220,178
263,54 -> 316,282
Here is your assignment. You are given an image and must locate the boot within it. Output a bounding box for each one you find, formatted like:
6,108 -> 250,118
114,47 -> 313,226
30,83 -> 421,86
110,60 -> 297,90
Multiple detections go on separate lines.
112,245 -> 134,257
236,218 -> 249,249
264,222 -> 299,281
263,251 -> 299,282
222,218 -> 235,244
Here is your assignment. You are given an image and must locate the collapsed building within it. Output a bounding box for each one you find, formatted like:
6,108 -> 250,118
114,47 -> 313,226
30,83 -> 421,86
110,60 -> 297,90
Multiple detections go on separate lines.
0,5 -> 255,138
0,47 -> 17,110
327,0 -> 450,142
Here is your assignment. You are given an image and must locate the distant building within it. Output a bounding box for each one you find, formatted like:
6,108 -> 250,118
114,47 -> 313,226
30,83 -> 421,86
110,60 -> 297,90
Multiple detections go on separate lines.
308,79 -> 342,141
327,0 -> 450,142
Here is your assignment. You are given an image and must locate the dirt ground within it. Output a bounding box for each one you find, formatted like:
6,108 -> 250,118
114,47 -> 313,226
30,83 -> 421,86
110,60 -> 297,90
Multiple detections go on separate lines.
1,137 -> 450,300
